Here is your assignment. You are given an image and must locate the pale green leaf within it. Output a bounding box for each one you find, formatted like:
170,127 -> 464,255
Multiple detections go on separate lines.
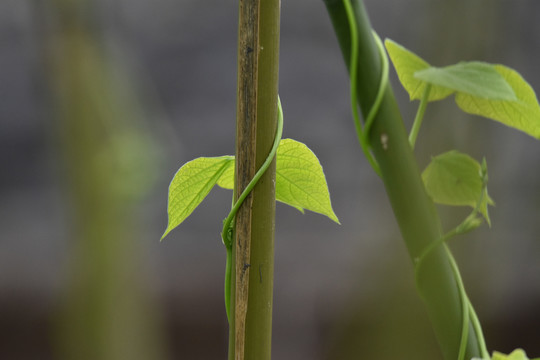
455,65 -> 540,139
415,62 -> 517,101
162,156 -> 234,240
422,151 -> 494,225
216,160 -> 234,189
276,139 -> 339,223
385,40 -> 540,140
472,349 -> 540,360
384,39 -> 453,101
491,349 -> 532,360
215,139 -> 339,222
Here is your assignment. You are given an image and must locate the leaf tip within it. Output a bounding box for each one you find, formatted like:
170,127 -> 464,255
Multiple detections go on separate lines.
329,211 -> 341,225
160,228 -> 171,242
161,220 -> 178,240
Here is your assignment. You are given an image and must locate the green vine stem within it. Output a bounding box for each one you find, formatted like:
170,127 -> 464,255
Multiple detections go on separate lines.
323,0 -> 485,358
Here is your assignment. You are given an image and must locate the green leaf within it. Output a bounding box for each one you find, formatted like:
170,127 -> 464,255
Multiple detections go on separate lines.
216,139 -> 340,223
386,39 -> 540,139
386,39 -> 540,140
384,39 -> 453,101
216,160 -> 234,189
455,65 -> 540,139
415,62 -> 517,101
162,156 -> 234,240
422,150 -> 494,225
275,139 -> 340,223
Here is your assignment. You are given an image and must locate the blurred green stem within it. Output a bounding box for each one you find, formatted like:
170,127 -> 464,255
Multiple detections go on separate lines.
45,1 -> 164,359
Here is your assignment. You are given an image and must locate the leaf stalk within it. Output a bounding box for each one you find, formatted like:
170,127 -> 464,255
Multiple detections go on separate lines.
409,84 -> 432,149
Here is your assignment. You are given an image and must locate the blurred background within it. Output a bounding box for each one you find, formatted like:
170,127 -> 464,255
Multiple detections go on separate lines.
1,0 -> 540,359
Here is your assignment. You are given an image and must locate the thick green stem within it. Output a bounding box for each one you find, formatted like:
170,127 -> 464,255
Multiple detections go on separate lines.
323,1 -> 482,359
229,0 -> 280,359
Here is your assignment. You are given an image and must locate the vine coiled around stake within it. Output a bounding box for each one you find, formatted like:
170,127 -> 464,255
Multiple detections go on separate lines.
221,97 -> 284,322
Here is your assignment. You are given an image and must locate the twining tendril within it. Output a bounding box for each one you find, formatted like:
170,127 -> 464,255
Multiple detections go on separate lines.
343,0 -> 389,177
221,97 -> 284,322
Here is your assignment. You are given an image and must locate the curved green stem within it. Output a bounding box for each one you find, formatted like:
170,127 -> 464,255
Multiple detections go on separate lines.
224,247 -> 232,320
414,229 -> 457,287
469,301 -> 490,359
221,97 -> 284,322
343,0 -> 386,177
409,84 -> 432,149
363,31 -> 389,142
414,233 -> 485,360
445,246 -> 470,360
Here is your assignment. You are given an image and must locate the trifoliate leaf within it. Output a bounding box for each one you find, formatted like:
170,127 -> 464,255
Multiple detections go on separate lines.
415,62 -> 517,101
384,39 -> 453,101
275,139 -> 340,223
422,151 -> 494,225
216,139 -> 340,223
455,65 -> 540,139
162,156 -> 234,240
